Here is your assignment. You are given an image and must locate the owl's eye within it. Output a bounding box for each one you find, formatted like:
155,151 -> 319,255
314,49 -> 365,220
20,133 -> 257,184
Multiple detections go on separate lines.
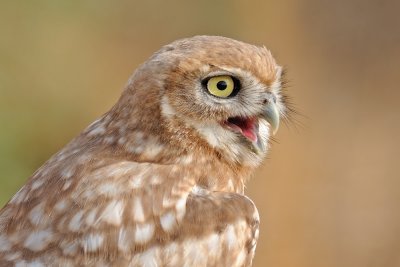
205,75 -> 239,98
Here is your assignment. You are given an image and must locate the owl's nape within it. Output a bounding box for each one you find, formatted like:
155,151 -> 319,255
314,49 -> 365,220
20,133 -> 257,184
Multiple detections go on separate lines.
0,36 -> 286,267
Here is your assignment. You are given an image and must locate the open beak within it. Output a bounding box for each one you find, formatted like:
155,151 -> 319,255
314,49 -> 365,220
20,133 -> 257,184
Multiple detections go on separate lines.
222,99 -> 280,154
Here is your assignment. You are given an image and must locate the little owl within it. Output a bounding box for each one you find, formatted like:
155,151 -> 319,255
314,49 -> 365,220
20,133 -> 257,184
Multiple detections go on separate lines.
0,36 -> 288,267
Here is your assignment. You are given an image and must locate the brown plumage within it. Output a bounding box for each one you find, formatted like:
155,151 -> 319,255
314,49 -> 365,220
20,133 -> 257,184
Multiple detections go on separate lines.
0,36 -> 287,266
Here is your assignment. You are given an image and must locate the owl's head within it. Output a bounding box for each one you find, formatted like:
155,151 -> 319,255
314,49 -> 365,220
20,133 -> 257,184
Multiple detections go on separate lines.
119,36 -> 287,166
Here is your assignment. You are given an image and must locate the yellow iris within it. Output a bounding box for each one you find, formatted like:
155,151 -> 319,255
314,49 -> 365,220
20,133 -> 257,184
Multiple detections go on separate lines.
206,75 -> 235,98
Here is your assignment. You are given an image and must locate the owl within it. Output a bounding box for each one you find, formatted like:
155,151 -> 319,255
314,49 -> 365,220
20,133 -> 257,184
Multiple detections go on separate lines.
0,36 -> 287,267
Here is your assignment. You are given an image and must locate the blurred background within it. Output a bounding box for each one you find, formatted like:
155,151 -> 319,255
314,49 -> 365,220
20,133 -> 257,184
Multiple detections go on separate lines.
1,0 -> 399,266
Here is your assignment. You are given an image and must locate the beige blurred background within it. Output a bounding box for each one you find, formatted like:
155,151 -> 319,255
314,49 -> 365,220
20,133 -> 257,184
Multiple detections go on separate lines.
1,1 -> 399,266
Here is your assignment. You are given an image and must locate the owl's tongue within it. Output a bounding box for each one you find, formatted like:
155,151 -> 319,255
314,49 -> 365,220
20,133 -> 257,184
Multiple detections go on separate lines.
225,116 -> 258,142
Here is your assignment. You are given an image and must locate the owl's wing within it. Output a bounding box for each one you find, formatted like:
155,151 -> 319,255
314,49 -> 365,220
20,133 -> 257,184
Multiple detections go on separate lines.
172,190 -> 260,267
0,160 -> 259,267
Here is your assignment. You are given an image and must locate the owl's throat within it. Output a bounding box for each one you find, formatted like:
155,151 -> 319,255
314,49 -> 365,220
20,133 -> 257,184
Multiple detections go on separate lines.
224,116 -> 258,142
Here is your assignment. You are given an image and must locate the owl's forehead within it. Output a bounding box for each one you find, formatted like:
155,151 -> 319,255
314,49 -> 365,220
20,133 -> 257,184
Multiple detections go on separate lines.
161,36 -> 279,86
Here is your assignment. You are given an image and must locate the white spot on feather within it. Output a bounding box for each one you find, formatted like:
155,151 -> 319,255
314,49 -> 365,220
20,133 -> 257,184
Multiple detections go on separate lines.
160,212 -> 176,232
0,234 -> 11,251
130,174 -> 144,189
207,233 -> 220,251
227,179 -> 235,191
61,166 -> 75,179
104,136 -> 115,144
160,95 -> 176,118
26,260 -> 45,267
62,180 -> 73,191
143,142 -> 164,157
24,229 -> 53,251
135,223 -> 154,244
4,251 -> 22,261
85,208 -> 98,225
101,200 -> 124,226
15,261 -> 28,267
135,132 -> 144,142
31,179 -> 45,190
133,197 -> 145,222
225,225 -> 237,249
28,203 -> 45,226
180,154 -> 193,164
150,175 -> 162,185
118,136 -> 127,145
68,210 -> 84,232
87,125 -> 106,136
126,144 -> 144,154
175,196 -> 187,221
118,228 -> 130,254
82,233 -> 104,252
54,199 -> 67,212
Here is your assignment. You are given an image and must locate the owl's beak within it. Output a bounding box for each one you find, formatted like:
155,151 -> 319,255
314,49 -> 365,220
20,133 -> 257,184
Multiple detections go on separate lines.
263,101 -> 280,135
222,99 -> 280,155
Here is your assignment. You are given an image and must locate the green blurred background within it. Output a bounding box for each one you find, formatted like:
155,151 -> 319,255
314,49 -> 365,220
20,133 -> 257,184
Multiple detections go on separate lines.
1,1 -> 399,266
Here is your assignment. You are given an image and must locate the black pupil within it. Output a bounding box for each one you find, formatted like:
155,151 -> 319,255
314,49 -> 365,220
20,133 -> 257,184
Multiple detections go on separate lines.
216,80 -> 227,90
